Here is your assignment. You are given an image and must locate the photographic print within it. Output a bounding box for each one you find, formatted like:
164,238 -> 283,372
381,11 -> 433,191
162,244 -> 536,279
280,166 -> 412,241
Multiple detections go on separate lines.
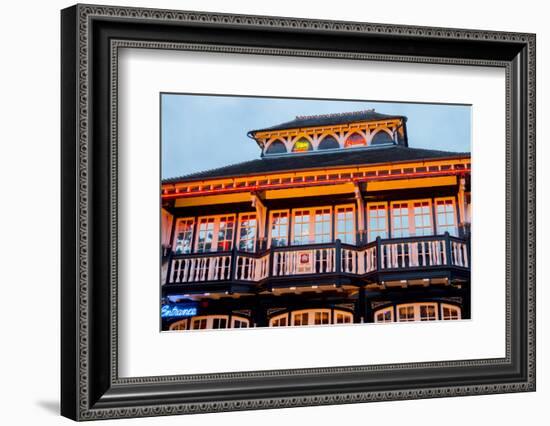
160,94 -> 471,331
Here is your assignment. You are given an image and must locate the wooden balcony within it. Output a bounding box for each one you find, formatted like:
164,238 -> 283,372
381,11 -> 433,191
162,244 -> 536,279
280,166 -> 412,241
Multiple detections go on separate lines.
164,233 -> 469,290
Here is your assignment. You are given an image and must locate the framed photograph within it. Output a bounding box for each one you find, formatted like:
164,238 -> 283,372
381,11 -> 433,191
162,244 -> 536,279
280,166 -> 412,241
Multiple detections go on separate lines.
61,4 -> 536,421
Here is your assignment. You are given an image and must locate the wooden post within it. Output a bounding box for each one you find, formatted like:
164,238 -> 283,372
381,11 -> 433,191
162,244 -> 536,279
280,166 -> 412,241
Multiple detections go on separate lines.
444,231 -> 452,266
229,247 -> 238,282
354,183 -> 366,244
376,236 -> 382,271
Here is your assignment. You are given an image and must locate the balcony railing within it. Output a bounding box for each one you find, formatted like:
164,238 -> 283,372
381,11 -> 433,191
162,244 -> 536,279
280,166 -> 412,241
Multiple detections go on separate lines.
165,233 -> 469,285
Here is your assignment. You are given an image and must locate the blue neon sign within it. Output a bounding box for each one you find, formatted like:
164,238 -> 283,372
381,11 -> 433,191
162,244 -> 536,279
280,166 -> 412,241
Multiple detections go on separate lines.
161,304 -> 198,318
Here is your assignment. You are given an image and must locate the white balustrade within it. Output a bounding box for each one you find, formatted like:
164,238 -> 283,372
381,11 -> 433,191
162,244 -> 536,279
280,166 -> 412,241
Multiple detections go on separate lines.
236,254 -> 270,281
167,237 -> 468,283
380,239 -> 447,270
169,255 -> 231,283
450,240 -> 469,267
272,247 -> 335,277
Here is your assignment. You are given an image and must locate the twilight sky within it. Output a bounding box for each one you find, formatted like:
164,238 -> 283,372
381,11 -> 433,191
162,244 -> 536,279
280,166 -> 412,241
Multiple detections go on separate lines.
161,94 -> 471,180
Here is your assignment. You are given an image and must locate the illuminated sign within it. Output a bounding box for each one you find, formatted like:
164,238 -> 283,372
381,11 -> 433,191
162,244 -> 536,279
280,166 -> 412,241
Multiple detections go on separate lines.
161,303 -> 198,318
293,140 -> 311,152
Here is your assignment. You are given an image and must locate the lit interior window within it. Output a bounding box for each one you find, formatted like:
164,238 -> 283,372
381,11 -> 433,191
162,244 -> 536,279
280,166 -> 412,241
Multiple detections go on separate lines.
292,138 -> 313,152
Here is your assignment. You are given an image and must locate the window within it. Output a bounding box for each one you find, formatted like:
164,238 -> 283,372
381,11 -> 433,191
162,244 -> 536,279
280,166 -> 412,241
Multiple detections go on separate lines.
191,318 -> 207,329
314,311 -> 330,325
397,305 -> 415,322
336,206 -> 356,244
335,311 -> 353,324
396,303 -> 439,322
292,137 -> 313,152
292,208 -> 332,245
413,201 -> 433,236
196,215 -> 235,253
374,307 -> 394,323
173,218 -> 194,254
232,317 -> 249,328
392,202 -> 410,237
270,315 -> 288,327
441,304 -> 461,320
344,132 -> 366,148
265,140 -> 287,155
269,211 -> 289,247
371,130 -> 394,145
367,203 -> 388,241
169,319 -> 188,330
188,315 -> 250,330
292,312 -> 309,326
212,317 -> 228,329
196,217 -> 215,252
419,304 -> 437,321
318,135 -> 340,150
238,213 -> 257,252
391,200 -> 434,237
271,309 -> 352,327
435,198 -> 458,236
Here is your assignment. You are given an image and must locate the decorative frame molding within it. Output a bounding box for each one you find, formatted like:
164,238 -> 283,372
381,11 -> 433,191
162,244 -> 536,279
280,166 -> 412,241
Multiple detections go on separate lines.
61,4 -> 535,421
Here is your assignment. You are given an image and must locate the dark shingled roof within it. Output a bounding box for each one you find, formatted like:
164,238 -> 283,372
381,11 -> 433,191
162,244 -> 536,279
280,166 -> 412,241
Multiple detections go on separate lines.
163,145 -> 470,183
248,109 -> 406,135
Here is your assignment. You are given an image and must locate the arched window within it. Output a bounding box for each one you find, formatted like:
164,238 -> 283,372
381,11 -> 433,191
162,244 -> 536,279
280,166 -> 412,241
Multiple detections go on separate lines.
344,132 -> 366,148
441,304 -> 462,320
371,130 -> 394,145
169,319 -> 188,331
292,138 -> 313,152
185,315 -> 250,330
318,135 -> 339,150
374,307 -> 394,323
269,309 -> 353,327
265,140 -> 287,155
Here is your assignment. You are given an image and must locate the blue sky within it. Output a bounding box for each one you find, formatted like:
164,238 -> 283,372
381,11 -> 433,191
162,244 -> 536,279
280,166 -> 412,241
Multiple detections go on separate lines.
161,94 -> 471,179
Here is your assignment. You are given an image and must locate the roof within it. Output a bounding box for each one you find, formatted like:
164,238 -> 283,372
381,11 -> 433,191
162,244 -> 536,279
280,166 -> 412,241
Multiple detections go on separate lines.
247,109 -> 406,135
163,145 -> 470,184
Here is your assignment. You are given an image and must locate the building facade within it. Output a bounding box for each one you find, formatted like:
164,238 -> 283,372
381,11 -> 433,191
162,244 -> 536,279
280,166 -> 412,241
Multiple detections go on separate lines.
160,110 -> 471,331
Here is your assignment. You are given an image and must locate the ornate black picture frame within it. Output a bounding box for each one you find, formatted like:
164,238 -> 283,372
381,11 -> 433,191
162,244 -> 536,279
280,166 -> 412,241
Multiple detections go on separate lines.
61,4 -> 536,421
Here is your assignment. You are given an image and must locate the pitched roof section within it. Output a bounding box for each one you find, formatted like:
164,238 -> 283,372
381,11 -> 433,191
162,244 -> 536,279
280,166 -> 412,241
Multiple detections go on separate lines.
163,145 -> 470,184
247,109 -> 406,135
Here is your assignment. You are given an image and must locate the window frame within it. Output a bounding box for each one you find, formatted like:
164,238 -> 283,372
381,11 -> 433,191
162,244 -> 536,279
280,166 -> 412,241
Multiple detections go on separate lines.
389,199 -> 434,238
366,202 -> 389,242
188,315 -> 250,330
172,217 -> 195,255
291,206 -> 333,245
267,209 -> 290,248
374,306 -> 394,323
335,204 -> 356,245
434,197 -> 459,236
237,212 -> 258,252
441,303 -> 462,320
396,302 -> 439,322
194,214 -> 236,253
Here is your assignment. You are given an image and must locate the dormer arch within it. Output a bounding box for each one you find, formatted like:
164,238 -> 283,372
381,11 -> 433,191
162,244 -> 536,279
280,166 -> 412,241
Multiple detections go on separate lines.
317,133 -> 341,150
264,138 -> 288,155
343,130 -> 368,148
369,128 -> 395,145
290,133 -> 314,153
